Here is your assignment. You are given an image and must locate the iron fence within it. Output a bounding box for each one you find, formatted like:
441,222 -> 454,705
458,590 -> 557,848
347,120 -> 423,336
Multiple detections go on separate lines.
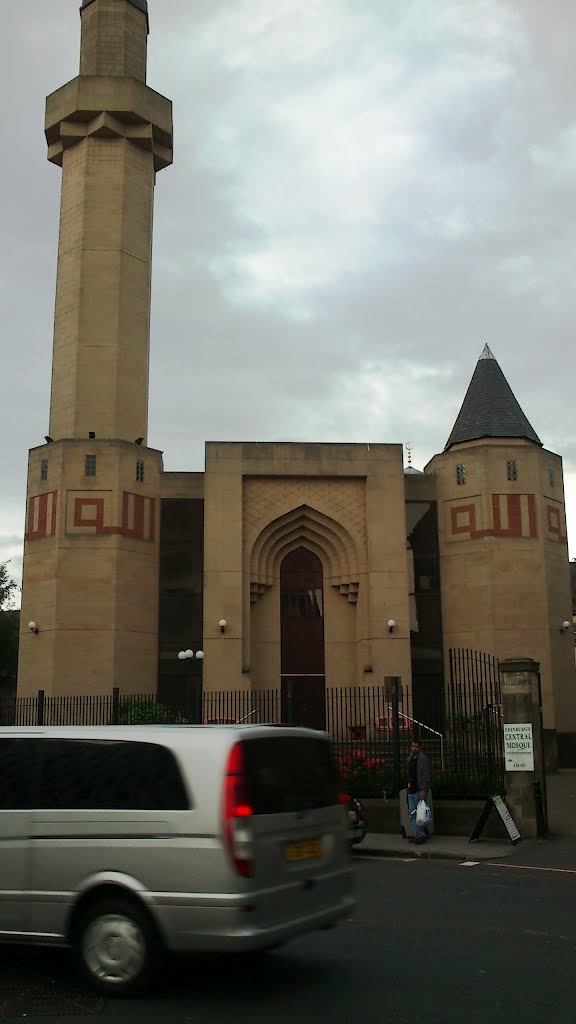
0,661 -> 505,796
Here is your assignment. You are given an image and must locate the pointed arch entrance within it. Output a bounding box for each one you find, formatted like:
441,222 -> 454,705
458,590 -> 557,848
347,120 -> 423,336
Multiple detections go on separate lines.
280,546 -> 326,729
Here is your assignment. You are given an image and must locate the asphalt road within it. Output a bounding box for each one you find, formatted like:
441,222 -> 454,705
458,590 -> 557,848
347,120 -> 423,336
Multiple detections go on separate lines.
1,856 -> 574,1024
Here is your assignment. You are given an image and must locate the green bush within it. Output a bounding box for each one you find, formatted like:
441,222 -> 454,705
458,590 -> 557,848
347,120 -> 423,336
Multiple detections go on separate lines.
334,746 -> 502,798
116,700 -> 188,725
432,770 -> 502,797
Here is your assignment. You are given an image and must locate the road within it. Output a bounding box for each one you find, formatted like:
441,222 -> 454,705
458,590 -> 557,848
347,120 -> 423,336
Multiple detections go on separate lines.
1,856 -> 574,1023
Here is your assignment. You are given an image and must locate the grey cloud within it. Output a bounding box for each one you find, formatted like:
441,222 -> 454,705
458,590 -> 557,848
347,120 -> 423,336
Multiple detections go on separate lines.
1,0 -> 575,565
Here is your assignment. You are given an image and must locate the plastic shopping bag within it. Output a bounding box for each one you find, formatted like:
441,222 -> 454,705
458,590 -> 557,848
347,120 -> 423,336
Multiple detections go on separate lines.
416,799 -> 432,827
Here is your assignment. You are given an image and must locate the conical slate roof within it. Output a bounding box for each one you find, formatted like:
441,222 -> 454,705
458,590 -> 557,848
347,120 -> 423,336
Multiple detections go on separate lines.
445,345 -> 541,450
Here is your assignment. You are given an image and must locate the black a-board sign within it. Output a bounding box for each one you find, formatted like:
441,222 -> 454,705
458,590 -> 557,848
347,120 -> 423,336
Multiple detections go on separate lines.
469,794 -> 522,845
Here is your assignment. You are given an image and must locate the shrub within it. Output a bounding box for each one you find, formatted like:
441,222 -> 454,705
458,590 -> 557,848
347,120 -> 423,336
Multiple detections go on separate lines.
432,770 -> 502,797
334,744 -> 502,799
116,700 -> 188,725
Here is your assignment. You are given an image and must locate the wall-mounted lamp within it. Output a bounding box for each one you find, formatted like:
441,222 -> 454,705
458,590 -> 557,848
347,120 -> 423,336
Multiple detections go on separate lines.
387,619 -> 396,633
560,620 -> 571,634
177,649 -> 204,661
218,618 -> 227,633
28,621 -> 39,635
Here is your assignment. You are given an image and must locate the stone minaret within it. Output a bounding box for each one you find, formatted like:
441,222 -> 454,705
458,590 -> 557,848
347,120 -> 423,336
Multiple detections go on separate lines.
18,0 -> 173,696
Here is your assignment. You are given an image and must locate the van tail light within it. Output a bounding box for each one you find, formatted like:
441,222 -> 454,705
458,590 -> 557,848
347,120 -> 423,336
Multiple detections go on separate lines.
338,791 -> 350,804
222,742 -> 253,878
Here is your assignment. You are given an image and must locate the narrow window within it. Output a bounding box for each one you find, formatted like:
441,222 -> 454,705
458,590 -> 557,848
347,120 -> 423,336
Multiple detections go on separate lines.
507,459 -> 518,481
136,459 -> 145,483
40,459 -> 48,482
549,465 -> 555,487
85,454 -> 97,477
456,464 -> 466,486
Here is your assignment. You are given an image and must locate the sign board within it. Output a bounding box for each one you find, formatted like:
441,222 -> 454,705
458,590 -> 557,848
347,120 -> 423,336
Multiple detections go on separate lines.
469,795 -> 522,845
491,795 -> 522,843
503,722 -> 534,771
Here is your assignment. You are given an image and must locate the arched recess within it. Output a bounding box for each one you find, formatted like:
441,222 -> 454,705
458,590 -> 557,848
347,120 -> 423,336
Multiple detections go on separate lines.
246,505 -> 363,691
250,504 -> 363,605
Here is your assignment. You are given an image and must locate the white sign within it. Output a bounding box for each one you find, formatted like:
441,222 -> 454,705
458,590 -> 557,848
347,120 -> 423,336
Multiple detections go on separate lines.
503,723 -> 534,772
492,795 -> 522,842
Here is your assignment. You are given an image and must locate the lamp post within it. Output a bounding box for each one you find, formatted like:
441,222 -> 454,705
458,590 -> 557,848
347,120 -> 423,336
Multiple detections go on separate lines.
176,648 -> 204,722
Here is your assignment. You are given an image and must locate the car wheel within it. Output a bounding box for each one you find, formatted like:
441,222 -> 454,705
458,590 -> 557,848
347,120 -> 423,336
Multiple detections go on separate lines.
72,896 -> 164,997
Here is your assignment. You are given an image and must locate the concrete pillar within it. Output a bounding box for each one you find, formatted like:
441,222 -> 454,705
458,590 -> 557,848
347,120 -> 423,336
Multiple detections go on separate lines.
500,658 -> 547,839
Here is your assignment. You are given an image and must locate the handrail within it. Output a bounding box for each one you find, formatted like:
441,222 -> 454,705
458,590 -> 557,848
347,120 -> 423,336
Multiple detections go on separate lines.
235,709 -> 257,724
388,705 -> 445,771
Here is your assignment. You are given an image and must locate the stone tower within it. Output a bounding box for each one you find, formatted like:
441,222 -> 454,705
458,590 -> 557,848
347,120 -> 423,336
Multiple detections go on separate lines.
426,345 -> 576,762
18,0 -> 173,696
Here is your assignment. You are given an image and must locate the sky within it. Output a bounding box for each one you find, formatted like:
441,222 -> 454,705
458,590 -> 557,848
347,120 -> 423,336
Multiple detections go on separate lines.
1,0 -> 575,597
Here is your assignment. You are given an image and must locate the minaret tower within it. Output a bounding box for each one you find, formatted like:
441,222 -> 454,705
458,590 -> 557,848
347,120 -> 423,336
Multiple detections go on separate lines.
426,345 -> 576,756
18,0 -> 173,696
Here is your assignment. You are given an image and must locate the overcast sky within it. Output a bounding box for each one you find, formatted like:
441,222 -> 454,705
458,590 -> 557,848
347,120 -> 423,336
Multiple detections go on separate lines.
1,0 -> 575,594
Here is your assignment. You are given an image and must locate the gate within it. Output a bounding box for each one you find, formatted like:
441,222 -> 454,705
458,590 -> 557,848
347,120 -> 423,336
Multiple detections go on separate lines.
447,649 -> 504,788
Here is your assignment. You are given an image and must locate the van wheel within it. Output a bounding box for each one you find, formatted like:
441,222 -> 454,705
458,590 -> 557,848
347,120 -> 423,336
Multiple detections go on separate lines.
72,896 -> 163,997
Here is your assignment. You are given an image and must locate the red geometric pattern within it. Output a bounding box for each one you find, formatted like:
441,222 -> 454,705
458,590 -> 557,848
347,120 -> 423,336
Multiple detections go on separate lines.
449,493 -> 537,541
69,492 -> 155,541
25,492 -> 58,541
546,503 -> 567,544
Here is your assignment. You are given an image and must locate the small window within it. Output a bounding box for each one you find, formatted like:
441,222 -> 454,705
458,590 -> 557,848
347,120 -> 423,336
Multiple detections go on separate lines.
40,459 -> 48,482
85,454 -> 97,477
456,464 -> 466,486
136,459 -> 145,483
549,466 -> 555,487
507,460 -> 518,481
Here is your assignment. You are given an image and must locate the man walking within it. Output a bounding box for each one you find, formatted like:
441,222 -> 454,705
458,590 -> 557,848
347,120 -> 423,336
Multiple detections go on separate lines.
407,738 -> 431,844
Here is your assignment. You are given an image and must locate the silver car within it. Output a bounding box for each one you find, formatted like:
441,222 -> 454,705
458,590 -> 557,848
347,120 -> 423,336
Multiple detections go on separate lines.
0,724 -> 354,996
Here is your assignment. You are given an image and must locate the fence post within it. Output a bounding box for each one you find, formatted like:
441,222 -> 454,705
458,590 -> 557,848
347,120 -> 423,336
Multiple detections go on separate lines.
285,681 -> 294,725
37,690 -> 45,726
536,672 -> 549,835
112,687 -> 120,726
386,676 -> 402,797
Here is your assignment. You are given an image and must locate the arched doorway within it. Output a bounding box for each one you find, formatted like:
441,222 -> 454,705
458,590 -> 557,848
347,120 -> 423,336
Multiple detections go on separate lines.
280,546 -> 326,729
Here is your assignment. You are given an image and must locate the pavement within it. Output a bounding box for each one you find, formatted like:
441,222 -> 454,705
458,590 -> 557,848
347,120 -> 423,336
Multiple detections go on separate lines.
354,769 -> 576,868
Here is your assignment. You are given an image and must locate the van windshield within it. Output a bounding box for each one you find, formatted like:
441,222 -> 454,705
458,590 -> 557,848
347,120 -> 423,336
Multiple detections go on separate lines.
242,736 -> 339,814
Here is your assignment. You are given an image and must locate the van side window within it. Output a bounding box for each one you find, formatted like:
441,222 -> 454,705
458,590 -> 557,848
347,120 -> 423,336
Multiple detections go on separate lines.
36,740 -> 190,810
0,740 -> 36,809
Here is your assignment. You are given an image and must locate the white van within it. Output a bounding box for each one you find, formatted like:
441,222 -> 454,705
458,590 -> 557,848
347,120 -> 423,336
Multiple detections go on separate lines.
0,725 -> 354,995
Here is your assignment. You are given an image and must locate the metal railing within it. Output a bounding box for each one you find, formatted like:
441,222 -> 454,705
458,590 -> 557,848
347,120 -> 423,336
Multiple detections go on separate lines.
389,706 -> 445,771
0,667 -> 505,796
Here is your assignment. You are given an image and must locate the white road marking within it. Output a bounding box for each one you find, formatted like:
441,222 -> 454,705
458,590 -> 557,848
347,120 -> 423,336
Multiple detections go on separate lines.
460,861 -> 480,867
483,862 -> 576,875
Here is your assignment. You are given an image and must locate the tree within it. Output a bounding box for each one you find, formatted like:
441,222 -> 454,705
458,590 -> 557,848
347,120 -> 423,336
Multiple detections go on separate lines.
0,561 -> 19,696
0,561 -> 18,610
